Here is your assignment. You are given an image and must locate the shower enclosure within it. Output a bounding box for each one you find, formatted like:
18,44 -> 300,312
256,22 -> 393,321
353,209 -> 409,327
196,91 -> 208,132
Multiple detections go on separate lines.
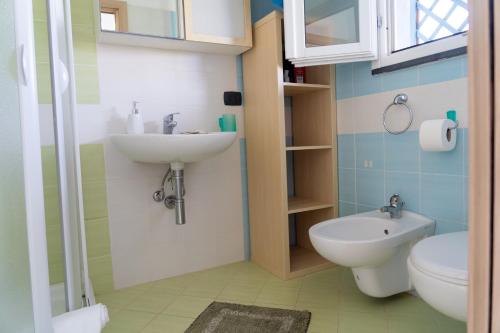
0,0 -> 91,331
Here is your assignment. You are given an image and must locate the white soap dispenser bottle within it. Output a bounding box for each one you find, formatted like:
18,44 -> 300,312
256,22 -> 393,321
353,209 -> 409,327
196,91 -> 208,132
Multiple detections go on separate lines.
127,101 -> 144,134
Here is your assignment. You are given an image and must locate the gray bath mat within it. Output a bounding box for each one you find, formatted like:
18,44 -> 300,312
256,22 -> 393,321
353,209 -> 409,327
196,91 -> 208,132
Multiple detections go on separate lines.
185,302 -> 310,333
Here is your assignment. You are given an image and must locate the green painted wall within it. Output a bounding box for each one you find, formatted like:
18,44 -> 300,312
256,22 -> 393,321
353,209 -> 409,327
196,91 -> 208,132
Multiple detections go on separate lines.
33,0 -> 100,104
42,144 -> 114,295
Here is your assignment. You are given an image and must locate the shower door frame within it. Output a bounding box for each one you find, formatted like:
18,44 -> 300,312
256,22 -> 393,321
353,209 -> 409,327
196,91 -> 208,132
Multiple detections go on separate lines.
45,0 -> 92,311
14,0 -> 53,331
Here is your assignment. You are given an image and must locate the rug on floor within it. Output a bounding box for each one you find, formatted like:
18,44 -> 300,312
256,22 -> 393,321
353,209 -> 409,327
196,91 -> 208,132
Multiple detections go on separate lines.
185,302 -> 311,333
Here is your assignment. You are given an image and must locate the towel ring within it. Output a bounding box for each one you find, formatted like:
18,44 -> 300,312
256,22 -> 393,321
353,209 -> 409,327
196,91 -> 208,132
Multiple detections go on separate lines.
383,93 -> 413,135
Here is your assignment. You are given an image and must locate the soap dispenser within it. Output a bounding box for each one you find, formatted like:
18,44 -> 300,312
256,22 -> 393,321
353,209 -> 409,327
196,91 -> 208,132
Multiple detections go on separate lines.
127,101 -> 144,134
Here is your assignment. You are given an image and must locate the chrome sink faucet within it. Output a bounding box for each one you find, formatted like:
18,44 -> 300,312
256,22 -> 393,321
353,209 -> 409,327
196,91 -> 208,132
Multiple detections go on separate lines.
163,112 -> 180,134
380,194 -> 405,219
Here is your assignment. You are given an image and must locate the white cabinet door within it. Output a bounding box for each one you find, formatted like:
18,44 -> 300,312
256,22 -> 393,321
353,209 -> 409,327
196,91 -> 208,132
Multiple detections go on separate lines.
184,0 -> 252,47
284,0 -> 378,66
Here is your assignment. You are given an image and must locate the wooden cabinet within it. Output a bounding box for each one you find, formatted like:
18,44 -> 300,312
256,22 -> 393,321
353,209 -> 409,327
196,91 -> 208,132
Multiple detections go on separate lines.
243,11 -> 338,280
184,0 -> 252,48
284,0 -> 378,66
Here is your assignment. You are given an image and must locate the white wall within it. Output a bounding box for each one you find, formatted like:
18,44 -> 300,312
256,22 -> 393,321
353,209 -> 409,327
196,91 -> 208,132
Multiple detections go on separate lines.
76,44 -> 245,289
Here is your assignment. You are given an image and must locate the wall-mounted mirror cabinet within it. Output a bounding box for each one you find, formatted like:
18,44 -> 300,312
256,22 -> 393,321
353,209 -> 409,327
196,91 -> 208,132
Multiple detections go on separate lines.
95,0 -> 252,55
99,0 -> 184,39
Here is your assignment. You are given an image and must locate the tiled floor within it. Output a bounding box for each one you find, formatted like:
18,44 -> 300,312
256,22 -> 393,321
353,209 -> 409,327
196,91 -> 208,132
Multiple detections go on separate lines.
98,262 -> 466,333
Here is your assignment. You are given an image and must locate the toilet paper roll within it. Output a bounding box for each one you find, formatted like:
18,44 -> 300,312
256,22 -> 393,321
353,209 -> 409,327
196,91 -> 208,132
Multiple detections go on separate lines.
419,119 -> 457,152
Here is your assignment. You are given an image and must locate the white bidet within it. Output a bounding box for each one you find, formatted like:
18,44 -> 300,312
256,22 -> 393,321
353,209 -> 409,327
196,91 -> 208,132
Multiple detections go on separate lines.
309,210 -> 435,297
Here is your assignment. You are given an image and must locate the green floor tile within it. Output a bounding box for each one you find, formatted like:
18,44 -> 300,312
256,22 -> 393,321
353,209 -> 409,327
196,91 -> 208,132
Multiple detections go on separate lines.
163,296 -> 214,318
103,310 -> 155,333
338,311 -> 388,333
141,314 -> 194,333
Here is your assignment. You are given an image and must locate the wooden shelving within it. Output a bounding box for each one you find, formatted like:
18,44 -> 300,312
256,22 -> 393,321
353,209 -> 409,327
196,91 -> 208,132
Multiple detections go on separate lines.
288,196 -> 334,214
286,145 -> 332,151
283,82 -> 331,96
289,247 -> 332,278
243,11 -> 338,280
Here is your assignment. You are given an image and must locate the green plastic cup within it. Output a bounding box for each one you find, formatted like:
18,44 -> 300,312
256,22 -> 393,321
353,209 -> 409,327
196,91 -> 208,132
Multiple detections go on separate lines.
218,114 -> 237,132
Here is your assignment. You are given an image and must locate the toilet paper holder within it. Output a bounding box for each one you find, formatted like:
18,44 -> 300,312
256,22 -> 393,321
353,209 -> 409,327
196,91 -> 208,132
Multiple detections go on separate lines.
383,93 -> 414,135
448,120 -> 459,130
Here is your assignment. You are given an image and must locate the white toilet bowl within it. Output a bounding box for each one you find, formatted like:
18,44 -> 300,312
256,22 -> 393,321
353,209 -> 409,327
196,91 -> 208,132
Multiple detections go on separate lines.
309,210 -> 435,297
408,231 -> 468,322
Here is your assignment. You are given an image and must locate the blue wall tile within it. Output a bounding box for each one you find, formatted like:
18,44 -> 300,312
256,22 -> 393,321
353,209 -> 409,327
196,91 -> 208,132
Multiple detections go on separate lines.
385,131 -> 419,172
353,61 -> 382,97
239,139 -> 250,260
421,174 -> 464,223
435,220 -> 467,235
356,169 -> 384,207
381,67 -> 419,91
339,168 -> 356,202
336,63 -> 354,100
385,172 -> 420,213
463,129 -> 469,175
419,57 -> 464,86
339,201 -> 356,217
420,129 -> 464,175
336,55 -> 467,100
338,134 -> 355,168
357,204 -> 378,214
355,133 -> 384,170
236,55 -> 244,93
251,0 -> 282,22
337,128 -> 468,229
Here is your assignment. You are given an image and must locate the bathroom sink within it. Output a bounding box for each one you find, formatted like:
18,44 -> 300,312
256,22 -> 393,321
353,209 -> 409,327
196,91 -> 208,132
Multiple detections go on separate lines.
110,132 -> 237,169
309,210 -> 435,297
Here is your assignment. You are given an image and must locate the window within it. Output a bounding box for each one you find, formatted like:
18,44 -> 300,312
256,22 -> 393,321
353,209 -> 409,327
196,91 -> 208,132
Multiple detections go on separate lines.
100,12 -> 117,31
373,0 -> 468,71
100,0 -> 129,33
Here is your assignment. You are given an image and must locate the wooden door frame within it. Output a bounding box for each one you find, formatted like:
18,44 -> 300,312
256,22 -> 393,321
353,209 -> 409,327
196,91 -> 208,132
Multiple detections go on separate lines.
493,1 -> 500,332
468,1 -> 495,332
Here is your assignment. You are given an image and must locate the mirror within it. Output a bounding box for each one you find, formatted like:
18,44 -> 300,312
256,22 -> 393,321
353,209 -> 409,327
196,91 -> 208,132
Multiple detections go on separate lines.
99,0 -> 184,39
392,0 -> 468,52
304,0 -> 360,47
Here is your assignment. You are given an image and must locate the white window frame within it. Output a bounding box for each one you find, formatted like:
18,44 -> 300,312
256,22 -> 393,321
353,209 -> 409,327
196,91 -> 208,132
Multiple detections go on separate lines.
284,0 -> 378,66
372,0 -> 468,70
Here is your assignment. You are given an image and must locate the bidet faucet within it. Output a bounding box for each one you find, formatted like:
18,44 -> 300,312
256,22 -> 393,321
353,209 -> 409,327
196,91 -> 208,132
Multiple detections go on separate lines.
163,112 -> 180,134
380,194 -> 404,219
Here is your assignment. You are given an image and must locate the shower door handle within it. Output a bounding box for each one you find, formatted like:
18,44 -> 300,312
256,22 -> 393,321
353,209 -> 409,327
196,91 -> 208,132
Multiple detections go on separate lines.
19,44 -> 28,86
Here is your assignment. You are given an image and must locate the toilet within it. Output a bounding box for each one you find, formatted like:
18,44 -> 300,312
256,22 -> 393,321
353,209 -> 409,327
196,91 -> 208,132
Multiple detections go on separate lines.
408,231 -> 468,322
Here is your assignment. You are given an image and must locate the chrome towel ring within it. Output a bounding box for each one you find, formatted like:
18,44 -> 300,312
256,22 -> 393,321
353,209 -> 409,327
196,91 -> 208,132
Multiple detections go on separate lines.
383,93 -> 413,135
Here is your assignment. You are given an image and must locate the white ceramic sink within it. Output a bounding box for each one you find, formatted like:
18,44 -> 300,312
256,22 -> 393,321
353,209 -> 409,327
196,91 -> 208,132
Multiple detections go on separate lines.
110,133 -> 237,169
309,210 -> 435,297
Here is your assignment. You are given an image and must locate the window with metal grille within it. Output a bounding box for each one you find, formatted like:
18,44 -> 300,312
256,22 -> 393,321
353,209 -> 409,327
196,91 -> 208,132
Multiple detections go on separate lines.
416,0 -> 468,44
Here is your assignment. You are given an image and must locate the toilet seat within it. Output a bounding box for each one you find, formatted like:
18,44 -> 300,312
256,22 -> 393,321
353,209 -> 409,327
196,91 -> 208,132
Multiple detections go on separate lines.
408,231 -> 468,322
409,231 -> 468,286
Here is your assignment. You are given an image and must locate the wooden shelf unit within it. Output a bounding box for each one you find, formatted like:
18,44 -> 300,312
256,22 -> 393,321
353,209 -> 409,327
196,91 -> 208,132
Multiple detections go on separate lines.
288,196 -> 333,214
285,145 -> 332,151
243,11 -> 338,280
283,82 -> 331,96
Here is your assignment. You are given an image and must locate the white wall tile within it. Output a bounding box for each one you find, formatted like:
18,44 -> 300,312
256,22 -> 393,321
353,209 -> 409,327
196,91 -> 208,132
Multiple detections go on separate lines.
51,44 -> 247,288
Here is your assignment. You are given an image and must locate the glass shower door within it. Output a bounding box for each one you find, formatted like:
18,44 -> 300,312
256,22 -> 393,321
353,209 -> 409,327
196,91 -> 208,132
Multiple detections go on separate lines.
0,0 -> 52,331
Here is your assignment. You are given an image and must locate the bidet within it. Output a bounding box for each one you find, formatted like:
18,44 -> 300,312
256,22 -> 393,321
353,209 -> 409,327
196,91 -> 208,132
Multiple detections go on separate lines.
309,210 -> 435,297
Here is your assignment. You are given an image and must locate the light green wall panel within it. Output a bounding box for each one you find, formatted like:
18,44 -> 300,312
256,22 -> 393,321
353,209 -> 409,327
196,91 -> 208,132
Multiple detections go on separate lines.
34,0 -> 100,104
42,144 -> 114,294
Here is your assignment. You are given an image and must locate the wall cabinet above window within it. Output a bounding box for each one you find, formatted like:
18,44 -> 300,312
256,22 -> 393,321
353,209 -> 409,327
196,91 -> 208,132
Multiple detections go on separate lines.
284,0 -> 468,70
94,0 -> 252,55
284,0 -> 378,66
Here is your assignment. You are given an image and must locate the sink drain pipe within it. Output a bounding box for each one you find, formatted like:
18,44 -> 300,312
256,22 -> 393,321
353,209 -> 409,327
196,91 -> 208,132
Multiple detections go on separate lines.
152,167 -> 186,225
172,169 -> 186,225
